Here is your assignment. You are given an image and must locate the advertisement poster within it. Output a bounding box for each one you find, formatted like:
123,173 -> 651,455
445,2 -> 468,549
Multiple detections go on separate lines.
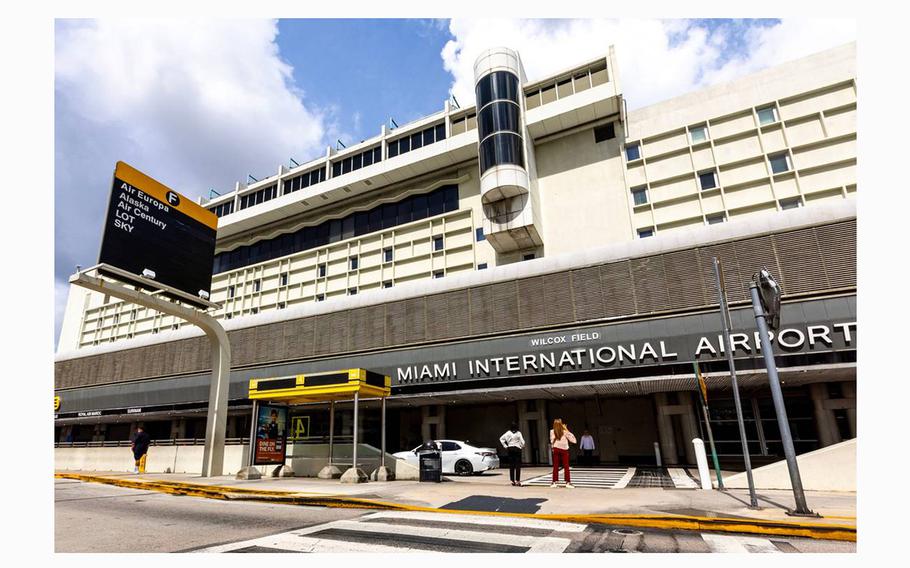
253,404 -> 288,465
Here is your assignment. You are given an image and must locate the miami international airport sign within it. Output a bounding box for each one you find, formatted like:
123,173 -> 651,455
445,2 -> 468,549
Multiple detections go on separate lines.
98,161 -> 217,307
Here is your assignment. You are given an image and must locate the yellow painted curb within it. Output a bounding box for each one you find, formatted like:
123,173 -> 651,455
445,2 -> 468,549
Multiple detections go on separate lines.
55,473 -> 856,542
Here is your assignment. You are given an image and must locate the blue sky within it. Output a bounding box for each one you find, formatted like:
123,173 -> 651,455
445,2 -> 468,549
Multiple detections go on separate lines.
54,18 -> 855,346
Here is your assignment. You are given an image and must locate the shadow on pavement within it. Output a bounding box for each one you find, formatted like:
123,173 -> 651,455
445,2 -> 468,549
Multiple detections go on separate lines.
440,495 -> 548,514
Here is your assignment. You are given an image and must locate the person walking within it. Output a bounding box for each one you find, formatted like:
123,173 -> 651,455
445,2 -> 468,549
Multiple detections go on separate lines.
549,419 -> 576,488
130,426 -> 151,474
580,429 -> 596,466
499,422 -> 526,486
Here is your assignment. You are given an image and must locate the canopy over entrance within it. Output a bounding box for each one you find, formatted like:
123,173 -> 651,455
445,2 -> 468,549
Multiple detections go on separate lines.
248,369 -> 391,403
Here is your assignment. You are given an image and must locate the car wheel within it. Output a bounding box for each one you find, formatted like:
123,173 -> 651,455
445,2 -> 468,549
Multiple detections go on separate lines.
454,459 -> 473,476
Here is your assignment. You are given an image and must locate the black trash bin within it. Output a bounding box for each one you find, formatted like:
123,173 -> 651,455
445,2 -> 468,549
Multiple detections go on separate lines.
417,441 -> 442,482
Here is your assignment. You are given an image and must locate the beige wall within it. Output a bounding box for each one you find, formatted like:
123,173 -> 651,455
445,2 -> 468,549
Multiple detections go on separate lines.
535,125 -> 634,252
621,43 -> 856,238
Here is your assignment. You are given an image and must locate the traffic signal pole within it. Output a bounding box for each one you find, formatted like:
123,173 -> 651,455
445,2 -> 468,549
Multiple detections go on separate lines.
749,282 -> 816,516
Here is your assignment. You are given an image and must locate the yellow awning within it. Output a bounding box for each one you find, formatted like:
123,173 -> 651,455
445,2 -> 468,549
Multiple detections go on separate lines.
248,369 -> 391,403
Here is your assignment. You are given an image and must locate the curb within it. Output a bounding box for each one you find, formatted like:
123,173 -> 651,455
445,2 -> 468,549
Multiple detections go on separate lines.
55,473 -> 856,542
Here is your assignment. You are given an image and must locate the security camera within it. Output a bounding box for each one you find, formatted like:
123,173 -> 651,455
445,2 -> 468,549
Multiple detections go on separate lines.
141,269 -> 156,279
198,290 -> 210,300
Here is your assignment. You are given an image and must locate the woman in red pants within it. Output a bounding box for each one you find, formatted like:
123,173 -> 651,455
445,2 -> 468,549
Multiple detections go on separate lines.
549,419 -> 576,488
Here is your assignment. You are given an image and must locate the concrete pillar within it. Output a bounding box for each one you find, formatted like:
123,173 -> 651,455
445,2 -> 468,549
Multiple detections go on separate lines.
92,423 -> 107,442
654,393 -> 679,465
679,393 -> 700,465
517,399 -> 549,464
841,381 -> 857,439
60,425 -> 74,443
810,383 -> 840,447
420,405 -> 446,441
170,419 -> 186,439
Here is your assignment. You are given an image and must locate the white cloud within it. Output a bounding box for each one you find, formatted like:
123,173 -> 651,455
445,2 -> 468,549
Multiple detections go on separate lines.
441,19 -> 856,111
54,19 -> 329,345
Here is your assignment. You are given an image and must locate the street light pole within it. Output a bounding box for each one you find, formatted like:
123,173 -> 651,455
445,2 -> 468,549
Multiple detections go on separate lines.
713,258 -> 758,508
749,276 -> 816,516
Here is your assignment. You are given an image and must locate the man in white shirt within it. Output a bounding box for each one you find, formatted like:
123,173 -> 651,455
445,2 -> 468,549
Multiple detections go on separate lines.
579,429 -> 596,467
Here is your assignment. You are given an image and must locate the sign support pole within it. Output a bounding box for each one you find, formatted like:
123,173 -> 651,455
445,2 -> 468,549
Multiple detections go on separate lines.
713,258 -> 758,508
328,400 -> 335,467
750,283 -> 817,517
352,391 -> 359,471
69,267 -> 230,477
247,400 -> 258,467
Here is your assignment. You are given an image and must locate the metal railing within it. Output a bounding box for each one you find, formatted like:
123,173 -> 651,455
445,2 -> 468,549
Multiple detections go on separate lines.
55,437 -> 251,448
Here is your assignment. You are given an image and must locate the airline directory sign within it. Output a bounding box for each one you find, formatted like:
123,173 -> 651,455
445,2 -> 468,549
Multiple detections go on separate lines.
98,161 -> 218,306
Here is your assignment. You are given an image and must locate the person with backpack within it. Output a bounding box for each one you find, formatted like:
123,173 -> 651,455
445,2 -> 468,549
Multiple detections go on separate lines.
549,418 -> 576,488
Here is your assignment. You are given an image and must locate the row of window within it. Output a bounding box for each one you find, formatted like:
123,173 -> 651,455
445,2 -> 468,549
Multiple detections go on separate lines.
388,123 -> 447,158
331,146 -> 382,178
238,184 -> 278,211
524,63 -> 608,110
283,167 -> 326,195
636,197 -> 802,238
630,153 -> 793,207
450,113 -> 477,136
208,201 -> 234,218
212,185 -> 460,274
624,105 -> 782,163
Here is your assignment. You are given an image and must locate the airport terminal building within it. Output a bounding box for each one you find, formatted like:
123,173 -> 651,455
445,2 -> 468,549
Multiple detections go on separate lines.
55,44 -> 856,469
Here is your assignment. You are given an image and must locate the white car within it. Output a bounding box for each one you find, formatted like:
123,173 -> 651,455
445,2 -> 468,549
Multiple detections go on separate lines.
393,439 -> 500,475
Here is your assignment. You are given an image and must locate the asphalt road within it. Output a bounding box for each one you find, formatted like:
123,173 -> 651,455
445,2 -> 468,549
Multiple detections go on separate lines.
54,478 -> 363,552
55,478 -> 855,553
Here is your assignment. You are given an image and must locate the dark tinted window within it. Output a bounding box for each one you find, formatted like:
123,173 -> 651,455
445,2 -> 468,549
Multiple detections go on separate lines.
440,441 -> 461,452
698,170 -> 718,190
479,132 -> 524,173
626,144 -> 641,161
388,140 -> 399,158
411,131 -> 423,150
478,101 -> 520,140
476,71 -> 519,108
213,185 -> 460,273
594,123 -> 615,142
332,162 -> 342,177
435,123 -> 446,142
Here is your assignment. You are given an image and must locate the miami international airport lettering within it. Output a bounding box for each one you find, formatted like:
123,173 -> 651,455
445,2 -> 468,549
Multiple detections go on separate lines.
396,321 -> 855,384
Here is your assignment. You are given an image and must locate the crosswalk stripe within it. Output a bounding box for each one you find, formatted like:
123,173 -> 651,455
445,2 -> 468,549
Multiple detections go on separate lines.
362,510 -> 587,532
195,511 -> 577,553
521,467 -> 635,489
701,533 -> 784,553
614,467 -> 637,488
667,467 -> 698,488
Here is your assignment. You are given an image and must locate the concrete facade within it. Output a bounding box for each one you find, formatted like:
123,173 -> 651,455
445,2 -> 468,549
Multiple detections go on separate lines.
55,43 -> 857,472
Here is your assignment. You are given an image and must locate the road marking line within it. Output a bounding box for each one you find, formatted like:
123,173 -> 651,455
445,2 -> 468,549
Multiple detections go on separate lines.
701,533 -> 783,553
362,510 -> 587,532
196,517 -> 573,553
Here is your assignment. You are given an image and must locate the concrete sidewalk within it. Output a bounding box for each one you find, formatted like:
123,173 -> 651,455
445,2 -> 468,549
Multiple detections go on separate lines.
55,468 -> 856,541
